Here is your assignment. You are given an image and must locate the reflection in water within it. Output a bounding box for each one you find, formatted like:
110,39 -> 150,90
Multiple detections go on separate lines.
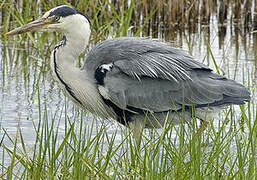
218,25 -> 226,49
254,33 -> 257,85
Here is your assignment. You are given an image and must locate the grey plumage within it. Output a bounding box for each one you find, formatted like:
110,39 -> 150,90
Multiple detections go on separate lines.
84,37 -> 250,120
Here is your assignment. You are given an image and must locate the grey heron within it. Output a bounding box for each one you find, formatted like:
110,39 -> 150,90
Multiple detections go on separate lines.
6,5 -> 251,140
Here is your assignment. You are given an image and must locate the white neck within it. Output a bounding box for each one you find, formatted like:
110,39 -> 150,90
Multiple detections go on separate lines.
51,14 -> 91,93
50,14 -> 113,118
50,14 -> 93,106
62,14 -> 91,57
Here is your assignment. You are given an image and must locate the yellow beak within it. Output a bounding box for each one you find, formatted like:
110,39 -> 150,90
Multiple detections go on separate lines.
5,18 -> 50,36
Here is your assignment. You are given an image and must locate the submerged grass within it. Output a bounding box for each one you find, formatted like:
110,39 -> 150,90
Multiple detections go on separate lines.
1,0 -> 257,179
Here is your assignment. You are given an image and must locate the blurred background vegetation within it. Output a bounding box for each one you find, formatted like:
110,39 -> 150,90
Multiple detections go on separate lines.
1,0 -> 257,38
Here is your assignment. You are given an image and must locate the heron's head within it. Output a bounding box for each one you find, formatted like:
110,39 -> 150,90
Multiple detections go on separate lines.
6,5 -> 91,36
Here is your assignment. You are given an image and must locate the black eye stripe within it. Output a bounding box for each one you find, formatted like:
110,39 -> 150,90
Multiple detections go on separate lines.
48,5 -> 91,25
49,6 -> 77,17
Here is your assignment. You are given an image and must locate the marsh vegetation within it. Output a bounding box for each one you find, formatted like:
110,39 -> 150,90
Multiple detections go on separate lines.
0,0 -> 256,179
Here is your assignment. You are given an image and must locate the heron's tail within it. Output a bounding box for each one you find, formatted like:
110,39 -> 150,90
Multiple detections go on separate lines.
197,71 -> 251,107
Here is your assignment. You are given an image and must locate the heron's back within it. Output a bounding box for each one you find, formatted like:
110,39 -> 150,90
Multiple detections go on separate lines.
82,37 -> 250,127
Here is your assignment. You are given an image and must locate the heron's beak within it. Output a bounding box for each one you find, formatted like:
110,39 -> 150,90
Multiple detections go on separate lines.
5,18 -> 50,36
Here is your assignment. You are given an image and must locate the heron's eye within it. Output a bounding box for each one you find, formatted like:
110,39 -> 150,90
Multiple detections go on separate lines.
50,15 -> 60,23
54,16 -> 60,21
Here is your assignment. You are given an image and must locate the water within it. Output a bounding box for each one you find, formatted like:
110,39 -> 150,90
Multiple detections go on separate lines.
0,14 -> 256,167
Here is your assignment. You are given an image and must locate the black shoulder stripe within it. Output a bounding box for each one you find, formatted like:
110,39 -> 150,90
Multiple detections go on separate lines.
101,98 -> 133,126
101,97 -> 148,126
94,64 -> 113,85
95,67 -> 105,85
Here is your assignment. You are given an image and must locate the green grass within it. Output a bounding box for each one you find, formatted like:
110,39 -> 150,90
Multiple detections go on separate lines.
1,100 -> 256,179
1,0 -> 257,179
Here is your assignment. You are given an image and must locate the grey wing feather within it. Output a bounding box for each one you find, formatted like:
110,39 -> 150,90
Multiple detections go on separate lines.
83,37 -> 250,113
103,67 -> 250,112
103,68 -> 182,112
84,37 -> 210,80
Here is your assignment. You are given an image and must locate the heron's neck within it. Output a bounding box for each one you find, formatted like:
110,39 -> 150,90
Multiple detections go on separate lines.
53,30 -> 90,82
51,26 -> 92,105
53,20 -> 91,72
51,34 -> 112,117
63,29 -> 90,58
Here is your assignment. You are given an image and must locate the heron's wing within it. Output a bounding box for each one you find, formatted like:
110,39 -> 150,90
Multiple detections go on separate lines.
100,66 -> 249,113
83,37 -> 210,80
84,37 -> 250,113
